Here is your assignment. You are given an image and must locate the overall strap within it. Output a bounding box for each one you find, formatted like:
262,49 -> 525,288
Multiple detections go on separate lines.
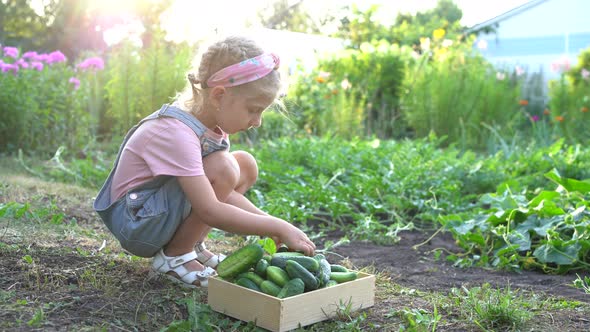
156,104 -> 208,138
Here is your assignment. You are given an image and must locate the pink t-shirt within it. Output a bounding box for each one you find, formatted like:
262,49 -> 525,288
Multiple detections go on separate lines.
110,117 -> 227,202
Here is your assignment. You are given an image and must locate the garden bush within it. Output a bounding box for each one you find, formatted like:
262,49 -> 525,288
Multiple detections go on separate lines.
402,35 -> 523,151
286,40 -> 407,139
0,46 -> 96,155
103,30 -> 193,137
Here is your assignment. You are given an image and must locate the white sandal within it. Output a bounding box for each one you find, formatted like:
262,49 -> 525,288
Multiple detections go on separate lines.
195,242 -> 226,269
152,249 -> 216,288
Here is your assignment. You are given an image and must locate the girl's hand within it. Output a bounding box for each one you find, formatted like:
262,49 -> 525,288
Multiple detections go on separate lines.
274,223 -> 316,256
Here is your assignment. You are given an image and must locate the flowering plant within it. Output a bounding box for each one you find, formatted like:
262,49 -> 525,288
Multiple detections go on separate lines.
547,49 -> 590,143
0,45 -> 104,154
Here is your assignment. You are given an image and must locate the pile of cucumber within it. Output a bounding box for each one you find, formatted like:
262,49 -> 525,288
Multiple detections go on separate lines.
216,244 -> 358,299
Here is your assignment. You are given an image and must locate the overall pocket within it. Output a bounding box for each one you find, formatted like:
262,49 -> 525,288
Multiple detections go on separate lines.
119,178 -> 186,257
126,187 -> 168,221
120,187 -> 170,257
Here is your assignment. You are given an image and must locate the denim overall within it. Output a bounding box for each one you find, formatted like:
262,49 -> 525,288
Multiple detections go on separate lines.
93,104 -> 229,257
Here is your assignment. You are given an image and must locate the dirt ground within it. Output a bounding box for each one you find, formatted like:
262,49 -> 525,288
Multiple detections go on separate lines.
1,172 -> 590,331
328,231 -> 590,303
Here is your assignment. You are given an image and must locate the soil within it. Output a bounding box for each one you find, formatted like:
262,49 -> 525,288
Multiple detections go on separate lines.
1,173 -> 589,331
327,231 -> 590,303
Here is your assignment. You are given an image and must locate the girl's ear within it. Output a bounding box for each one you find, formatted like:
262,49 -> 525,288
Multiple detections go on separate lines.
209,86 -> 226,109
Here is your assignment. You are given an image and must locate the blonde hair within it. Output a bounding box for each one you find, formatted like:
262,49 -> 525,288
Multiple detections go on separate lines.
177,36 -> 282,114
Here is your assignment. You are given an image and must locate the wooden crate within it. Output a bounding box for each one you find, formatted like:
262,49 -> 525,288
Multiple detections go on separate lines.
207,272 -> 375,332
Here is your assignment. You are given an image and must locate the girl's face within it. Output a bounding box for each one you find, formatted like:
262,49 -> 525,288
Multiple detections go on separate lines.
216,90 -> 275,134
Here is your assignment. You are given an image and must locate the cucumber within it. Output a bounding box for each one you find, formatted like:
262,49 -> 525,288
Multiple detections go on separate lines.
254,259 -> 269,278
217,244 -> 264,279
272,252 -> 304,258
314,254 -> 331,287
271,255 -> 320,272
285,260 -> 319,291
330,271 -> 358,283
236,277 -> 261,292
260,280 -> 282,297
266,266 -> 290,287
330,264 -> 349,273
237,271 -> 265,287
262,255 -> 272,263
277,278 -> 305,299
325,280 -> 339,287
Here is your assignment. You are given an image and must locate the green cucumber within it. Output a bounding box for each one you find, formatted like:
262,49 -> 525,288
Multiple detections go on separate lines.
330,271 -> 358,283
277,278 -> 305,298
254,259 -> 269,278
237,271 -> 265,287
325,280 -> 339,287
266,266 -> 290,287
236,277 -> 261,292
217,244 -> 264,279
314,254 -> 331,287
260,280 -> 282,297
285,260 -> 319,291
271,255 -> 320,272
272,252 -> 305,258
330,264 -> 349,273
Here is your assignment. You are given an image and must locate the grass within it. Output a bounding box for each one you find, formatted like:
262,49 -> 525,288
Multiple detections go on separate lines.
449,284 -> 534,331
2,144 -> 590,331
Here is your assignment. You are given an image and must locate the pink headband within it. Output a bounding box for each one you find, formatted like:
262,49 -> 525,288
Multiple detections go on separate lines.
204,53 -> 280,88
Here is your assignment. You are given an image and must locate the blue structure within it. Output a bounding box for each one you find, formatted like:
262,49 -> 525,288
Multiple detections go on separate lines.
469,0 -> 590,98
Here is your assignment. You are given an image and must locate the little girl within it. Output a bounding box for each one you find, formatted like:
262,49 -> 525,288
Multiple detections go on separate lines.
94,36 -> 316,288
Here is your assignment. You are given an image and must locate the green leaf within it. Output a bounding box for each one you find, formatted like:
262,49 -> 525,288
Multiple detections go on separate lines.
22,255 -> 33,264
544,169 -> 590,193
257,237 -> 277,255
533,242 -> 581,265
516,215 -> 562,236
532,199 -> 565,216
528,191 -> 560,208
444,215 -> 488,235
505,230 -> 531,251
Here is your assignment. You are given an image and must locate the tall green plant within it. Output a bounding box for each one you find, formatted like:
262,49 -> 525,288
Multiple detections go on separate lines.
287,40 -> 406,139
136,30 -> 192,120
546,50 -> 590,143
103,41 -> 141,135
103,32 -> 192,136
0,48 -> 92,155
402,37 -> 522,150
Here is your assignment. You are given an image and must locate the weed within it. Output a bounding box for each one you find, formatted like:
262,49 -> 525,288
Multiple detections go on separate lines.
450,283 -> 533,331
573,274 -> 590,293
27,308 -> 45,328
386,305 -> 441,331
0,290 -> 15,302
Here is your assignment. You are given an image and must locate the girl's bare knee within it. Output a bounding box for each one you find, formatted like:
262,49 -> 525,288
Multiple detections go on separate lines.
232,151 -> 258,191
203,151 -> 240,199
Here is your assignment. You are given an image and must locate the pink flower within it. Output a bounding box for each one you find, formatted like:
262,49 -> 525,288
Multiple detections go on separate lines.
47,50 -> 67,64
22,51 -> 38,59
77,57 -> 105,71
68,77 -> 81,90
530,115 -> 539,122
515,66 -> 525,76
16,58 -> 29,68
31,61 -> 44,71
3,46 -> 19,59
551,57 -> 571,73
1,62 -> 19,74
34,53 -> 50,63
582,68 -> 590,80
